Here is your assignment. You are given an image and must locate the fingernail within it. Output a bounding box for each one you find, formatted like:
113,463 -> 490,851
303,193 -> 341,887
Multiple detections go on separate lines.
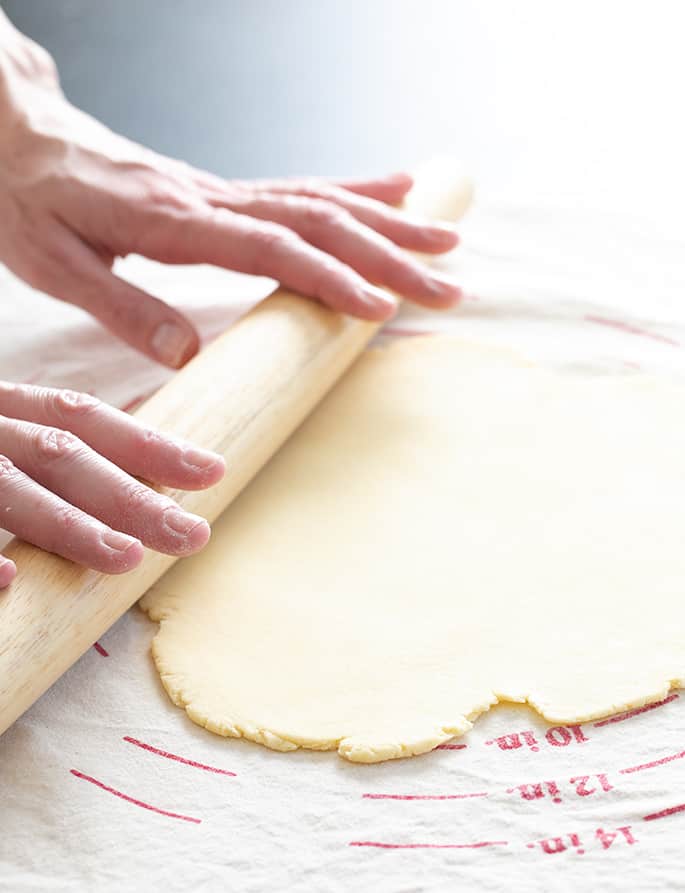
431,221 -> 460,238
387,171 -> 412,185
163,507 -> 207,537
427,272 -> 462,301
360,285 -> 398,315
151,321 -> 194,367
102,531 -> 140,553
408,215 -> 458,236
182,446 -> 223,471
0,556 -> 16,587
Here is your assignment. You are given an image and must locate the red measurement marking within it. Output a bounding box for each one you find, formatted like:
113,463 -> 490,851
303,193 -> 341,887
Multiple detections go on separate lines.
92,642 -> 109,657
349,840 -> 507,850
435,743 -> 467,750
644,803 -> 685,823
363,791 -> 487,801
585,315 -> 680,348
70,769 -> 201,824
507,780 -> 563,804
123,736 -> 236,776
620,749 -> 685,775
594,693 -> 679,727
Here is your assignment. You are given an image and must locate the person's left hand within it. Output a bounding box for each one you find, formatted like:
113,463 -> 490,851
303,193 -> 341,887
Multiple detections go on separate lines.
0,380 -> 226,587
0,40 -> 461,368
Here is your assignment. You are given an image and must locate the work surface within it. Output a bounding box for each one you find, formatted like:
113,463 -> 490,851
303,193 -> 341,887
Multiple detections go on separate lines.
1,202 -> 684,891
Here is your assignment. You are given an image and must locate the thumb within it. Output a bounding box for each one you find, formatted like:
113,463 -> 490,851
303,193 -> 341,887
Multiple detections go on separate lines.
35,226 -> 200,368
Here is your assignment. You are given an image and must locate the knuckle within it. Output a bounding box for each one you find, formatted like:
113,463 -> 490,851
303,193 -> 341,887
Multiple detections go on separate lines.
249,224 -> 301,275
31,427 -> 83,464
251,222 -> 298,253
107,299 -> 146,332
120,481 -> 154,518
136,172 -> 195,214
52,389 -> 100,421
304,198 -> 348,229
310,261 -> 347,300
295,177 -> 326,196
130,426 -> 162,456
38,48 -> 59,84
169,158 -> 194,179
0,454 -> 16,480
21,41 -> 59,84
53,503 -> 85,533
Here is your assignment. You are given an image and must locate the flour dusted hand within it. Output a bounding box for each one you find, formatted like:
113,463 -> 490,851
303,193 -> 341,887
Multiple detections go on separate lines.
0,382 -> 225,587
0,13 -> 461,368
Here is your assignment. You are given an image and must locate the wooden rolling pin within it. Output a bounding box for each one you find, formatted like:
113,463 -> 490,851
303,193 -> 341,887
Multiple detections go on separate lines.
0,158 -> 472,736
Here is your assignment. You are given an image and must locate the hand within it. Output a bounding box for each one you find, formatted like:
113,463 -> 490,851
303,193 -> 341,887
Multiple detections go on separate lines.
0,24 -> 461,368
0,381 -> 225,588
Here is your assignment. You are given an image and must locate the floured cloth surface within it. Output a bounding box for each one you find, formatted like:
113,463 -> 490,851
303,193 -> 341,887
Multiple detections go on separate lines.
1,202 -> 684,891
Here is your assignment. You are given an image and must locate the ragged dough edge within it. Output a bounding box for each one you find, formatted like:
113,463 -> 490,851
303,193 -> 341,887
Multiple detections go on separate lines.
140,617 -> 485,762
494,679 -> 685,725
139,336 -> 681,763
141,602 -> 685,763
141,594 -> 488,762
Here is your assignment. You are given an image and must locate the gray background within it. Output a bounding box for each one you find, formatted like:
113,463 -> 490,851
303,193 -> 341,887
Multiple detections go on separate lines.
3,0 -> 480,180
4,0 -> 685,225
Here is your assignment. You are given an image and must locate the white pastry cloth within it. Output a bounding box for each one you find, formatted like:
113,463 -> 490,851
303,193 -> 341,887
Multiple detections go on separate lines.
1,201 -> 684,891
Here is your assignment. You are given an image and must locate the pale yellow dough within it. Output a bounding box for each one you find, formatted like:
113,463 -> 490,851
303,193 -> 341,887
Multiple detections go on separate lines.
141,338 -> 685,763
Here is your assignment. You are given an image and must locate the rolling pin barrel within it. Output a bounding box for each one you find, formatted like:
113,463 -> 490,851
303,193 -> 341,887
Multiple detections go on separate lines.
0,159 -> 472,736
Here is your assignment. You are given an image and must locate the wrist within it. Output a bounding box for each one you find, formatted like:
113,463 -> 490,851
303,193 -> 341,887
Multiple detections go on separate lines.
0,12 -> 64,179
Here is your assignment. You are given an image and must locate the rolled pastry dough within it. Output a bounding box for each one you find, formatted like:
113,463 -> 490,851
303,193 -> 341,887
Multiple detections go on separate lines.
141,338 -> 685,763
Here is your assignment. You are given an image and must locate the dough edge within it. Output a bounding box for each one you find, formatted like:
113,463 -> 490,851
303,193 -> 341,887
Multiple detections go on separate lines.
141,614 -> 682,763
139,337 -> 684,763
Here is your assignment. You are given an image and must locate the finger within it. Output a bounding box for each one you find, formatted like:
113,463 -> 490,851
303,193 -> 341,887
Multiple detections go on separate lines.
0,419 -> 210,556
31,225 -> 200,368
134,206 -> 399,321
0,555 -> 17,589
0,454 -> 144,574
225,171 -> 414,207
188,166 -> 413,208
210,180 -> 458,255
0,383 -> 225,491
206,194 -> 461,308
329,172 -> 414,204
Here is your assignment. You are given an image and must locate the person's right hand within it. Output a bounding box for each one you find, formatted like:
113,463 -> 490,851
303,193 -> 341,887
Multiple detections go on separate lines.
0,18 -> 461,369
0,381 -> 225,588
